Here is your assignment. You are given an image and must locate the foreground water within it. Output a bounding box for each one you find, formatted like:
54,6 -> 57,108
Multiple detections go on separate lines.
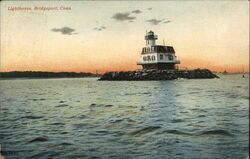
0,74 -> 249,159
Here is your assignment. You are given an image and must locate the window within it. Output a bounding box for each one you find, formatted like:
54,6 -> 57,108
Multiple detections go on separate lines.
152,55 -> 155,61
168,55 -> 173,60
160,54 -> 163,60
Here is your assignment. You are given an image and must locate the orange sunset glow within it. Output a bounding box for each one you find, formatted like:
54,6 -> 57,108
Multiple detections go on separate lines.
1,1 -> 249,74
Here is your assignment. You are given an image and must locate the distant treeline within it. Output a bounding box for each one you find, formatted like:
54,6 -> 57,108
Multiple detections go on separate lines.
0,71 -> 99,78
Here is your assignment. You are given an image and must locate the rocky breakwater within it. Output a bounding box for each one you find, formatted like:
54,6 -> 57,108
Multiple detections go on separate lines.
98,69 -> 219,81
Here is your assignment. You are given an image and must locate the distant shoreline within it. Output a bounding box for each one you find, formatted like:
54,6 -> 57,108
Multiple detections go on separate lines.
0,71 -> 100,79
0,77 -> 100,80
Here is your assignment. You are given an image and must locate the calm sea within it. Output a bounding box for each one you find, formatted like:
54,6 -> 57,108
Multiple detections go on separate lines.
0,74 -> 249,159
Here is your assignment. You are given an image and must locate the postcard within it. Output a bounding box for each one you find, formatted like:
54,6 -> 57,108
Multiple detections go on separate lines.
0,1 -> 249,159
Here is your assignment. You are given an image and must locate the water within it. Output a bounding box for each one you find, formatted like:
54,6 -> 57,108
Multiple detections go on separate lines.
0,74 -> 249,159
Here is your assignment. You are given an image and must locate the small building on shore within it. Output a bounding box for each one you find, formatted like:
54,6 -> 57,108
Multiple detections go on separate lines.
137,31 -> 180,70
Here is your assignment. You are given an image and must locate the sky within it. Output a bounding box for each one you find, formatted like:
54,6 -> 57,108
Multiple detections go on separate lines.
1,1 -> 249,73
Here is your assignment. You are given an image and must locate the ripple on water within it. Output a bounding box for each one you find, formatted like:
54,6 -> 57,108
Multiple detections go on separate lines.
141,91 -> 151,95
49,122 -> 65,126
46,142 -> 72,148
224,92 -> 240,99
107,117 -> 135,127
27,137 -> 48,143
72,123 -> 89,129
27,151 -> 60,159
175,94 -> 182,97
241,96 -> 249,100
55,104 -> 68,107
77,114 -> 88,119
180,111 -> 189,114
109,118 -> 124,124
171,118 -> 185,123
92,130 -> 110,136
130,126 -> 161,136
20,115 -> 44,120
198,129 -> 233,137
90,103 -> 113,107
105,104 -> 113,107
155,138 -> 182,147
90,103 -> 97,107
197,114 -> 206,117
162,129 -> 192,136
189,91 -> 200,94
234,85 -> 242,88
123,93 -> 138,96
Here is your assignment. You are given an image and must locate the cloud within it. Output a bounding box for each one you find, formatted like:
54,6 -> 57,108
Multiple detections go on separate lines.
163,20 -> 171,24
146,19 -> 163,25
94,26 -> 106,31
131,9 -> 142,14
111,12 -> 136,21
147,8 -> 152,10
51,27 -> 76,35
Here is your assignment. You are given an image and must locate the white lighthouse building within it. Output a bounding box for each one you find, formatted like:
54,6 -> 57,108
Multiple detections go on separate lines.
137,31 -> 180,70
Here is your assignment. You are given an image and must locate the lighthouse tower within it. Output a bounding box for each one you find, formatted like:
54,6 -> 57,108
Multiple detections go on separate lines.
145,30 -> 157,46
137,30 -> 180,70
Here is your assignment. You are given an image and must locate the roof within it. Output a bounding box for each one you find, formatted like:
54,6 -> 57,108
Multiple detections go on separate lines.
164,46 -> 175,53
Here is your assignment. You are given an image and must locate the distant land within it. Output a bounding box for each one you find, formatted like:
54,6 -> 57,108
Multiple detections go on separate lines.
0,71 -> 100,79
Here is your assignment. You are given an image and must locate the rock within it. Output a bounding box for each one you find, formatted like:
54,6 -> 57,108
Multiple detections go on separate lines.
142,73 -> 148,76
98,69 -> 219,81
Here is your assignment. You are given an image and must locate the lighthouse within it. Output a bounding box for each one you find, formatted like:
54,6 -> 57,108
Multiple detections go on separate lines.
137,30 -> 180,70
